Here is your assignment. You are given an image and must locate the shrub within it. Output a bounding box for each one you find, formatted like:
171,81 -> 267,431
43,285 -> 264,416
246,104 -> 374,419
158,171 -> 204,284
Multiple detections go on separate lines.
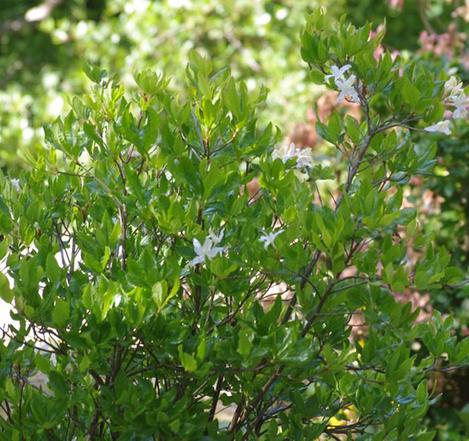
0,11 -> 468,440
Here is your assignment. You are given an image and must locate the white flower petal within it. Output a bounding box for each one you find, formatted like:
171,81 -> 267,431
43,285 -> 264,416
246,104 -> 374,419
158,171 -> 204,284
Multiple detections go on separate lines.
259,229 -> 284,249
334,75 -> 359,103
193,238 -> 203,253
207,246 -> 224,259
453,105 -> 468,119
10,179 -> 21,191
444,76 -> 464,97
336,90 -> 346,103
424,120 -> 451,135
208,228 -> 224,244
325,64 -> 351,81
189,255 -> 205,267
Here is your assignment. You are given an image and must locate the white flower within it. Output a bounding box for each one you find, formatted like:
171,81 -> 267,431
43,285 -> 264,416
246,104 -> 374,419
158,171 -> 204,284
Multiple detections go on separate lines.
208,228 -> 224,245
336,75 -> 360,103
325,64 -> 352,82
450,93 -> 468,119
189,231 -> 224,267
444,76 -> 468,119
424,120 -> 451,135
273,143 -> 296,162
10,179 -> 21,191
325,64 -> 360,103
273,143 -> 313,169
259,229 -> 284,249
444,76 -> 464,98
295,148 -> 314,168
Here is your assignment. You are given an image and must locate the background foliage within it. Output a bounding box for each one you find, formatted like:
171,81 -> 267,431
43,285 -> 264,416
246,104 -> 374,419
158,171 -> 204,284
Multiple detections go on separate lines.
0,0 -> 468,439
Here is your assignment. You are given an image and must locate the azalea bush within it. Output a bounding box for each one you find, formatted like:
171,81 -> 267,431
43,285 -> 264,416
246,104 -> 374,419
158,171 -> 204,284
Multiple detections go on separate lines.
0,11 -> 468,440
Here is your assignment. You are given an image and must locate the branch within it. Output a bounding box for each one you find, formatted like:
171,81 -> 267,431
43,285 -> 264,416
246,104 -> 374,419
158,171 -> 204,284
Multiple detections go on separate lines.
208,374 -> 224,422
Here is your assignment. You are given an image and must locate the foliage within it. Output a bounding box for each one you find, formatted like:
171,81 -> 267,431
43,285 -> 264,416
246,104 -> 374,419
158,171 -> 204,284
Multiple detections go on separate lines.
1,1 -> 465,171
0,11 -> 468,440
406,32 -> 469,439
0,0 -> 338,172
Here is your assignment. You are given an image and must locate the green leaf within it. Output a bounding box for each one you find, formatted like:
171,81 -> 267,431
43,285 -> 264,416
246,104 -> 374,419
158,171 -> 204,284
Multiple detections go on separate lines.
401,76 -> 420,105
345,115 -> 361,144
196,336 -> 207,361
134,69 -> 167,95
237,328 -> 252,358
0,272 -> 13,303
46,253 -> 62,285
178,345 -> 198,372
454,338 -> 469,363
52,298 -> 70,328
35,354 -> 51,374
416,431 -> 436,441
224,78 -> 241,120
327,112 -> 342,144
100,246 -> 111,271
83,63 -> 107,84
308,68 -> 325,84
152,281 -> 166,308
